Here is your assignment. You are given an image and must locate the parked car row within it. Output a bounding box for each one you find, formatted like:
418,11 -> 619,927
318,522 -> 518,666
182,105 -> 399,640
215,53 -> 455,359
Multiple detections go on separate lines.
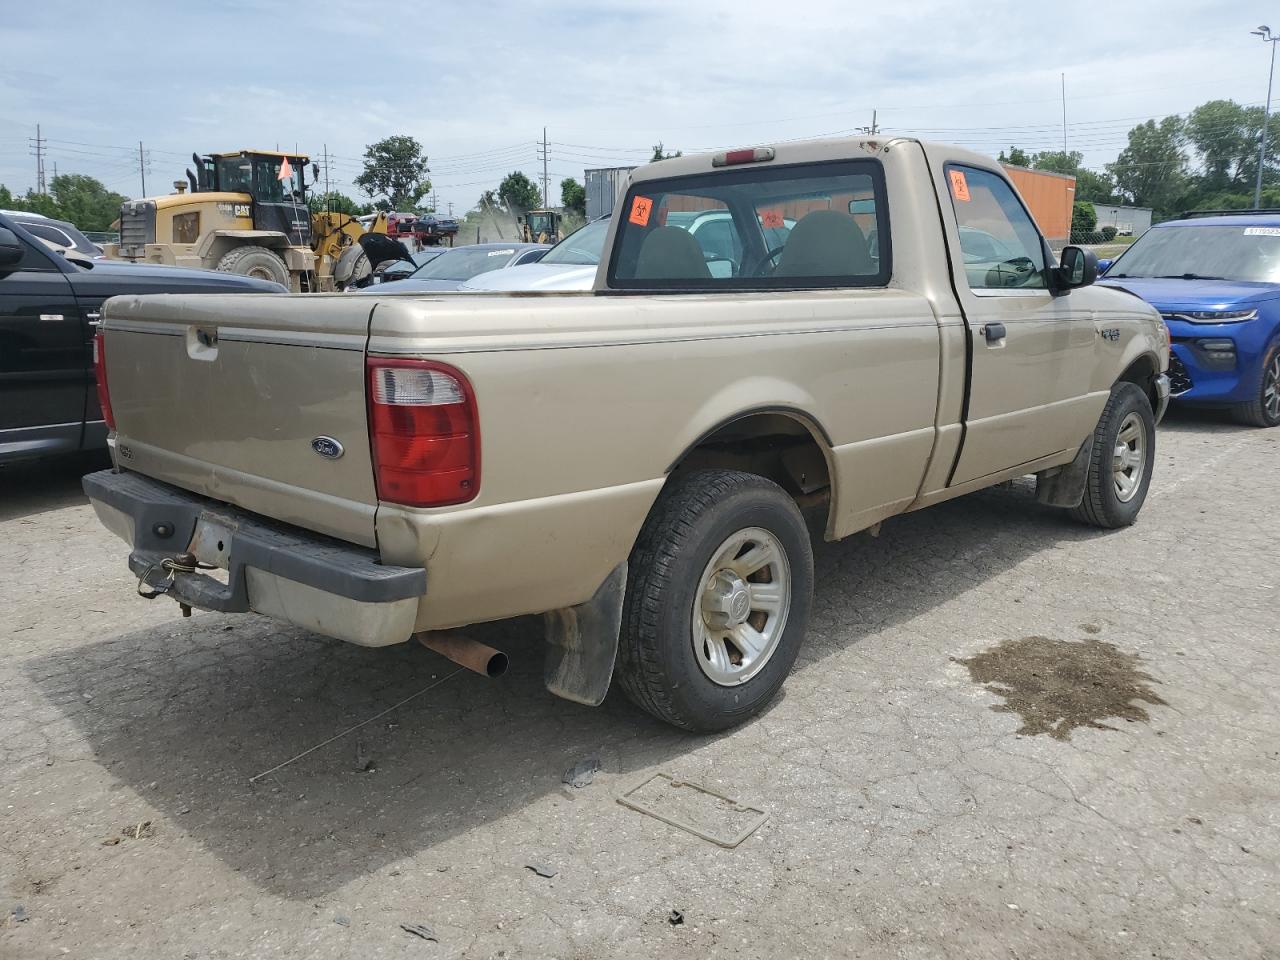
367,242 -> 550,292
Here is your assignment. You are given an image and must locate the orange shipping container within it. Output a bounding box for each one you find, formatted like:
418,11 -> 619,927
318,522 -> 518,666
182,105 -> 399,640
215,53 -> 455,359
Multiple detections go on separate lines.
1002,164 -> 1076,245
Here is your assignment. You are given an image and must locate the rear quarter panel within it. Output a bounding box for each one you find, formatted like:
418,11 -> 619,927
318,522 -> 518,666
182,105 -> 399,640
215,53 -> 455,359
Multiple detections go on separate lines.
367,288 -> 942,629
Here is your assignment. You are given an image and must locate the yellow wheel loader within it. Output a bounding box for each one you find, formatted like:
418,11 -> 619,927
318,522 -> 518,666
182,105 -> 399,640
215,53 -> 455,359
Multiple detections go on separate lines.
519,209 -> 562,245
103,150 -> 403,292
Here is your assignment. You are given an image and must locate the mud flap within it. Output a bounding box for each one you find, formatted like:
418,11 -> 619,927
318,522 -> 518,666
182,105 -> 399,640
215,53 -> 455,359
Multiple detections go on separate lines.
1035,434 -> 1094,508
543,562 -> 627,706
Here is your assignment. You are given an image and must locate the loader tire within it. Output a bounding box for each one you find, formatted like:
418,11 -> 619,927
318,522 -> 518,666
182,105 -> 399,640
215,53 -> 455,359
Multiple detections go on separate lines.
216,245 -> 289,287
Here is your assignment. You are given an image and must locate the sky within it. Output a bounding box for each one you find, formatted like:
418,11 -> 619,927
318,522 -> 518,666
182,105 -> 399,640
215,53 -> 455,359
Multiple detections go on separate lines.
1,0 -> 1276,215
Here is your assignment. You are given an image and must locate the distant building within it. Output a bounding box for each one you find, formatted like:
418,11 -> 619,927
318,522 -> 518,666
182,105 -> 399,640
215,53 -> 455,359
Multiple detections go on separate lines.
584,167 -> 636,221
1089,203 -> 1153,237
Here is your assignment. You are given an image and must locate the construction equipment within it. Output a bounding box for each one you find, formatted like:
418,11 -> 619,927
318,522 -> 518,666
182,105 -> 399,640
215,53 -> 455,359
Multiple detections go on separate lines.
103,150 -> 394,292
519,209 -> 562,244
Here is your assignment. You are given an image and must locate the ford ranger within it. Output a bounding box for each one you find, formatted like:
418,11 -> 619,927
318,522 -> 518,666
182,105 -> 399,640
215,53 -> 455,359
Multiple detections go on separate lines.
83,138 -> 1170,731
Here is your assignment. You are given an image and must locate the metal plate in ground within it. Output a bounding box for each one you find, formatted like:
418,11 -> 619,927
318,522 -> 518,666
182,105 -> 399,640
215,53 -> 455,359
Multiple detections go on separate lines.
616,773 -> 768,848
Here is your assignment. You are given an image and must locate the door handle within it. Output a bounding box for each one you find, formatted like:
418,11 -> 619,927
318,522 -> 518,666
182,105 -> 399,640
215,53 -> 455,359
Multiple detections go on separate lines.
983,322 -> 1006,343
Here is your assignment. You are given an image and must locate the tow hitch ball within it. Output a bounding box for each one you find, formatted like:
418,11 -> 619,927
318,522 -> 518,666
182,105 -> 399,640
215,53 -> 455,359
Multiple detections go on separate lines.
136,552 -> 200,616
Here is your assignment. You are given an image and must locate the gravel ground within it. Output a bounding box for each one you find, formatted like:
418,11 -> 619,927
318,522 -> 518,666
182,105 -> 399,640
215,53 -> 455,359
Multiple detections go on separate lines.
1,410 -> 1277,959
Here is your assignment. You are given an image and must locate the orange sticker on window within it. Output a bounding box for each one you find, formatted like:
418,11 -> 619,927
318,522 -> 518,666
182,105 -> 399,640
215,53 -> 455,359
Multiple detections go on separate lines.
629,195 -> 654,226
760,209 -> 785,229
949,169 -> 971,202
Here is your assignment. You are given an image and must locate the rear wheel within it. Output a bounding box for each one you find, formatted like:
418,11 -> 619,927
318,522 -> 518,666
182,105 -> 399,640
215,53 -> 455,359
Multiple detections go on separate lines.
1232,344 -> 1280,427
1069,382 -> 1156,528
216,245 -> 289,287
616,469 -> 813,732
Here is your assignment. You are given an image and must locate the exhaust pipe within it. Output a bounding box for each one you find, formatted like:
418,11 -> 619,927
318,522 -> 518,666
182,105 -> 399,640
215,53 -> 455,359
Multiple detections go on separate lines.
416,632 -> 508,678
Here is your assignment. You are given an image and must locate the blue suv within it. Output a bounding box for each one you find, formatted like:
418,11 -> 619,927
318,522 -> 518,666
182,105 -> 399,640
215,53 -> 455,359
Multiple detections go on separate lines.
1098,211 -> 1280,427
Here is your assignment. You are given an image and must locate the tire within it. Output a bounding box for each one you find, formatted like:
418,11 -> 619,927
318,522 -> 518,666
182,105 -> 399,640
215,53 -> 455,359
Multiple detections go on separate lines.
1069,382 -> 1156,529
1231,343 -> 1280,428
216,245 -> 290,287
616,469 -> 814,732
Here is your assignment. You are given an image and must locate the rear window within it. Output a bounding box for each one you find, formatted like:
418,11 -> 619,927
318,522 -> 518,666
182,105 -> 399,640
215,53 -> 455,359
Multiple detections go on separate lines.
607,160 -> 889,290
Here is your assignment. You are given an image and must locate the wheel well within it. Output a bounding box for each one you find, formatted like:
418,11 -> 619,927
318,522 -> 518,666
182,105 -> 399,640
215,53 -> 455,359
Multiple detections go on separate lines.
1119,354 -> 1160,411
668,411 -> 833,527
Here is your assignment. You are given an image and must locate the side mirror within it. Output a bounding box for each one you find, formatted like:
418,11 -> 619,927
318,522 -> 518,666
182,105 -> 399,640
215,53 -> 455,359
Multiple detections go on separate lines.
312,162 -> 320,182
0,227 -> 23,269
1096,258 -> 1114,275
1056,245 -> 1097,291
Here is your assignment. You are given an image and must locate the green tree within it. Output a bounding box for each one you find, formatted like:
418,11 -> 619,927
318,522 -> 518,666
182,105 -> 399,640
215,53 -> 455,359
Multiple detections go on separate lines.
1074,168 -> 1118,205
1185,99 -> 1256,191
560,177 -> 586,215
0,184 -> 16,208
46,174 -> 128,231
17,190 -> 60,219
650,141 -> 682,162
998,146 -> 1031,167
1031,150 -> 1084,177
496,171 -> 542,213
1070,201 -> 1097,242
308,191 -> 374,216
354,135 -> 431,211
1107,117 -> 1187,216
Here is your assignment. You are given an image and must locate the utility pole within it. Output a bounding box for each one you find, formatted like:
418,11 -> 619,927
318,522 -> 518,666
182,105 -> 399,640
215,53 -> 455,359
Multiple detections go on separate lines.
447,201 -> 454,217
323,142 -> 332,207
138,141 -> 147,197
1253,26 -> 1280,208
857,110 -> 879,136
1061,73 -> 1068,151
29,123 -> 47,193
539,127 -> 550,207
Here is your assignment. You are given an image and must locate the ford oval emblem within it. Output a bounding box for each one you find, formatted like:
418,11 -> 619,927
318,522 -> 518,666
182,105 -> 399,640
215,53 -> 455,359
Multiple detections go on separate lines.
311,436 -> 344,460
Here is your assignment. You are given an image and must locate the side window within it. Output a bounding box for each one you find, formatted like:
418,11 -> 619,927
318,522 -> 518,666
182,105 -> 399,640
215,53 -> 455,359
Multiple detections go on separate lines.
25,223 -> 74,249
946,165 -> 1047,291
7,229 -> 59,272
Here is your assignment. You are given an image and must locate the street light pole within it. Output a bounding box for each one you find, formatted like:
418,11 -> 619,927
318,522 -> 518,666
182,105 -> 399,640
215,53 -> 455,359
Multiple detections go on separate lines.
1253,25 -> 1279,208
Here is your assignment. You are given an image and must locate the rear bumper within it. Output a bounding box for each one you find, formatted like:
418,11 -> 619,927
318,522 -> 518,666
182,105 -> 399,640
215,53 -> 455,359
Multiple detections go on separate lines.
83,469 -> 426,647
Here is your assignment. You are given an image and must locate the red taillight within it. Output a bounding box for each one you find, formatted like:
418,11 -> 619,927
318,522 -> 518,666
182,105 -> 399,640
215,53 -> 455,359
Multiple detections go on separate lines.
93,332 -> 115,431
366,359 -> 479,507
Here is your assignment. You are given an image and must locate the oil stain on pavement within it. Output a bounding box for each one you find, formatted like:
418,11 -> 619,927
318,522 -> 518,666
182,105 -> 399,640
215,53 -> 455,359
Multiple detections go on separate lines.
957,635 -> 1167,740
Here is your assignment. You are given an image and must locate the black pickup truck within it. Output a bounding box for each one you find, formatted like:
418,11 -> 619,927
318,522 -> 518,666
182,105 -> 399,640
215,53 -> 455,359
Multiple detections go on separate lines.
0,212 -> 284,466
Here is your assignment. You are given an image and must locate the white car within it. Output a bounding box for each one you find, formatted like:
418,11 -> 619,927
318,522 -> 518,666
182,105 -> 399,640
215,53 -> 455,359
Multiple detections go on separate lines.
463,218 -> 610,292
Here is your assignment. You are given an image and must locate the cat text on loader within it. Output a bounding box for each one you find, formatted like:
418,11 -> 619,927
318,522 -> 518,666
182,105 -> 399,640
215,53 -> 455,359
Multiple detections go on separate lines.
104,150 -> 393,292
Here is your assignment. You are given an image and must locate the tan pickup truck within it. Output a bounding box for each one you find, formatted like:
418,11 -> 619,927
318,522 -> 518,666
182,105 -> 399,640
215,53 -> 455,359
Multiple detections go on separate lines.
84,137 -> 1169,731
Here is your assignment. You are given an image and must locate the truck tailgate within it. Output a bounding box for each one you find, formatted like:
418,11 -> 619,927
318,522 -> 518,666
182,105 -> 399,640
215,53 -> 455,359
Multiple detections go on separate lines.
102,293 -> 378,547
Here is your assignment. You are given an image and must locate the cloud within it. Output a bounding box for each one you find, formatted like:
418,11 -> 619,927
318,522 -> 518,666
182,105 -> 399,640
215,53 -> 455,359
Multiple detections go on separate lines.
0,0 -> 1271,215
